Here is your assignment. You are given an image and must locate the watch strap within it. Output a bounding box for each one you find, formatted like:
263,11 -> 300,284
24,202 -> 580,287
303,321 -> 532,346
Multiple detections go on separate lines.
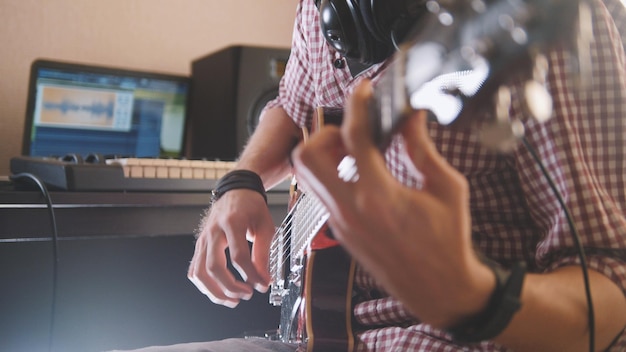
448,259 -> 526,343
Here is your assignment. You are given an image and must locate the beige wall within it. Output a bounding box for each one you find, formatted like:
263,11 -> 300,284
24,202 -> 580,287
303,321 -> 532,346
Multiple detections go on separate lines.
0,0 -> 296,175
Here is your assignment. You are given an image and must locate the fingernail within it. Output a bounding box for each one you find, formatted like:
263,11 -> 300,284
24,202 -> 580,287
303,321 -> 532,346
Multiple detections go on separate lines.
254,282 -> 269,293
223,299 -> 239,309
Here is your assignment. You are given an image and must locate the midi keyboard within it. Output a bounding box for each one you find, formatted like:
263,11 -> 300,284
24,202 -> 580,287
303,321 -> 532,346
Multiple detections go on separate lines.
10,156 -> 246,192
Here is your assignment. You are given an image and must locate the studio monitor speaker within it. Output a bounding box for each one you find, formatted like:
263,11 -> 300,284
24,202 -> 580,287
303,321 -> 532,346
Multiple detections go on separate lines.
185,45 -> 290,160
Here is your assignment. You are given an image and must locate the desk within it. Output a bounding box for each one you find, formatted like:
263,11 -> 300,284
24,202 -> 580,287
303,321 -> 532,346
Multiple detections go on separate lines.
0,182 -> 289,352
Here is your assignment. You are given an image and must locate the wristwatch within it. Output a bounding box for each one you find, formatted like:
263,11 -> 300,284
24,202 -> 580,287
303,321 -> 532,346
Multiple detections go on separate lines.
448,259 -> 526,343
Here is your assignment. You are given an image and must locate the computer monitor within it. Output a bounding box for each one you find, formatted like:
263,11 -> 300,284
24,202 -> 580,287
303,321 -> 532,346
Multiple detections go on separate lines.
22,59 -> 191,159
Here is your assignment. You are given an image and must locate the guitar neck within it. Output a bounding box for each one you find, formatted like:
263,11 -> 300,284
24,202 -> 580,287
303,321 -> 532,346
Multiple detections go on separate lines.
268,188 -> 329,301
291,191 -> 330,258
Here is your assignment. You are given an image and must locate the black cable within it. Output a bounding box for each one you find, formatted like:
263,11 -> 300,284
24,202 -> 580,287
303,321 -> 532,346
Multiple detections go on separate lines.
10,173 -> 59,352
521,137 -> 595,352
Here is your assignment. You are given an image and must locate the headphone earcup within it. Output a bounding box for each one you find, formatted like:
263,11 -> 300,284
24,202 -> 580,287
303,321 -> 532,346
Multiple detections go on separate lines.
318,0 -> 394,65
357,0 -> 386,43
366,0 -> 428,47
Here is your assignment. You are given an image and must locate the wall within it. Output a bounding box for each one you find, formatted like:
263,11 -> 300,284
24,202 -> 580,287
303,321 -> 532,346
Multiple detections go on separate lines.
0,0 -> 296,175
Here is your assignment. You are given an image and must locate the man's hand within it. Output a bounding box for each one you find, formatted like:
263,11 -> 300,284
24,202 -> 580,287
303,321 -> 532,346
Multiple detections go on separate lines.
187,106 -> 300,308
187,188 -> 275,308
291,80 -> 494,328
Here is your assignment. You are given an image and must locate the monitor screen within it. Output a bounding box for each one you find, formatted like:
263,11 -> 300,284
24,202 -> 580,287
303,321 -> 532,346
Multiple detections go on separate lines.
23,59 -> 190,159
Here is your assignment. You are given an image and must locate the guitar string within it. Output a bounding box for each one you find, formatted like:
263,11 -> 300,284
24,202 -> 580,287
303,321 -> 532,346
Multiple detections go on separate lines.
269,157 -> 357,281
269,192 -> 329,278
269,194 -> 305,274
269,194 -> 325,268
269,192 -> 303,254
270,206 -> 328,284
269,192 -> 314,261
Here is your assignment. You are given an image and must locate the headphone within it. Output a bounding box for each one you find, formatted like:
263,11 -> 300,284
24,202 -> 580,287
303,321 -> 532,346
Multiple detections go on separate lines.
316,0 -> 426,65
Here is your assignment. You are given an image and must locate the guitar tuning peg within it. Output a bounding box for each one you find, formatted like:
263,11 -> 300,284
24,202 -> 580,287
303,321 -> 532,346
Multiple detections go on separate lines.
426,0 -> 454,26
523,80 -> 553,123
523,53 -> 553,123
425,1 -> 441,14
575,1 -> 593,91
478,86 -> 525,153
470,0 -> 487,13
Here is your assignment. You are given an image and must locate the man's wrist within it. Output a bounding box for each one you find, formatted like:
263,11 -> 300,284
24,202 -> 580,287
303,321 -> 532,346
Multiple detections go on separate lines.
447,258 -> 526,343
211,169 -> 267,204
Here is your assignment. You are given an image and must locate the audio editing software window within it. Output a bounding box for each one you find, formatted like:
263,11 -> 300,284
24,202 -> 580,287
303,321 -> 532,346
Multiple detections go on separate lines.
23,60 -> 190,159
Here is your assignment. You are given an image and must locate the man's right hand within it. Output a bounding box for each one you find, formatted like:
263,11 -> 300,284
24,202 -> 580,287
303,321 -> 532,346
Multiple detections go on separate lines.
187,106 -> 302,307
187,188 -> 275,308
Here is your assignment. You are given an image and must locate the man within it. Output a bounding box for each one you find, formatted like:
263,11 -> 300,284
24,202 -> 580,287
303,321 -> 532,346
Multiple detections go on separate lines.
123,0 -> 626,350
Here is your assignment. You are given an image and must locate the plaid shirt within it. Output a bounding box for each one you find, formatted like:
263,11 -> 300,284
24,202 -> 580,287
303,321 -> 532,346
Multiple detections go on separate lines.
267,0 -> 626,350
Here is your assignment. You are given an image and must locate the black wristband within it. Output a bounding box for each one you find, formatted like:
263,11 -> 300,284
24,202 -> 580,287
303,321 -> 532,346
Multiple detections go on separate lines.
211,170 -> 267,204
448,259 -> 526,343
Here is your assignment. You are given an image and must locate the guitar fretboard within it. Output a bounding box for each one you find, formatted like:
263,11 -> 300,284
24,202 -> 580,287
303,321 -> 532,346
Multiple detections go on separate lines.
269,189 -> 329,305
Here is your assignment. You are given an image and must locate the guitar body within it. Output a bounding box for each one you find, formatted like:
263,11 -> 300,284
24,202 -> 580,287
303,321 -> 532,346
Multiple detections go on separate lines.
305,229 -> 356,352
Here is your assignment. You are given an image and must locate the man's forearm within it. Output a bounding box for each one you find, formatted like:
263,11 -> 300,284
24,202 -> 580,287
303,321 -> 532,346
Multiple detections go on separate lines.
236,106 -> 302,189
495,266 -> 626,351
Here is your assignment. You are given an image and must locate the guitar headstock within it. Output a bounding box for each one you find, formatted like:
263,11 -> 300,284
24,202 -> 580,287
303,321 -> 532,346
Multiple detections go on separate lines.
369,0 -> 593,152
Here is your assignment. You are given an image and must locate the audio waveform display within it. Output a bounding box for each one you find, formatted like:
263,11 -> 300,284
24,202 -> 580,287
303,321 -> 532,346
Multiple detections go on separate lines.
35,85 -> 134,131
42,99 -> 115,119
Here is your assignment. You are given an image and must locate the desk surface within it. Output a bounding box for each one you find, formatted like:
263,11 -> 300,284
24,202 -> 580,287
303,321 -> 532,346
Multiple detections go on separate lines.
0,180 -> 290,241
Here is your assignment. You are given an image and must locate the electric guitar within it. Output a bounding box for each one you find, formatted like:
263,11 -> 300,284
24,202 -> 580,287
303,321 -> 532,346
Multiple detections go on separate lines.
268,0 -> 590,350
